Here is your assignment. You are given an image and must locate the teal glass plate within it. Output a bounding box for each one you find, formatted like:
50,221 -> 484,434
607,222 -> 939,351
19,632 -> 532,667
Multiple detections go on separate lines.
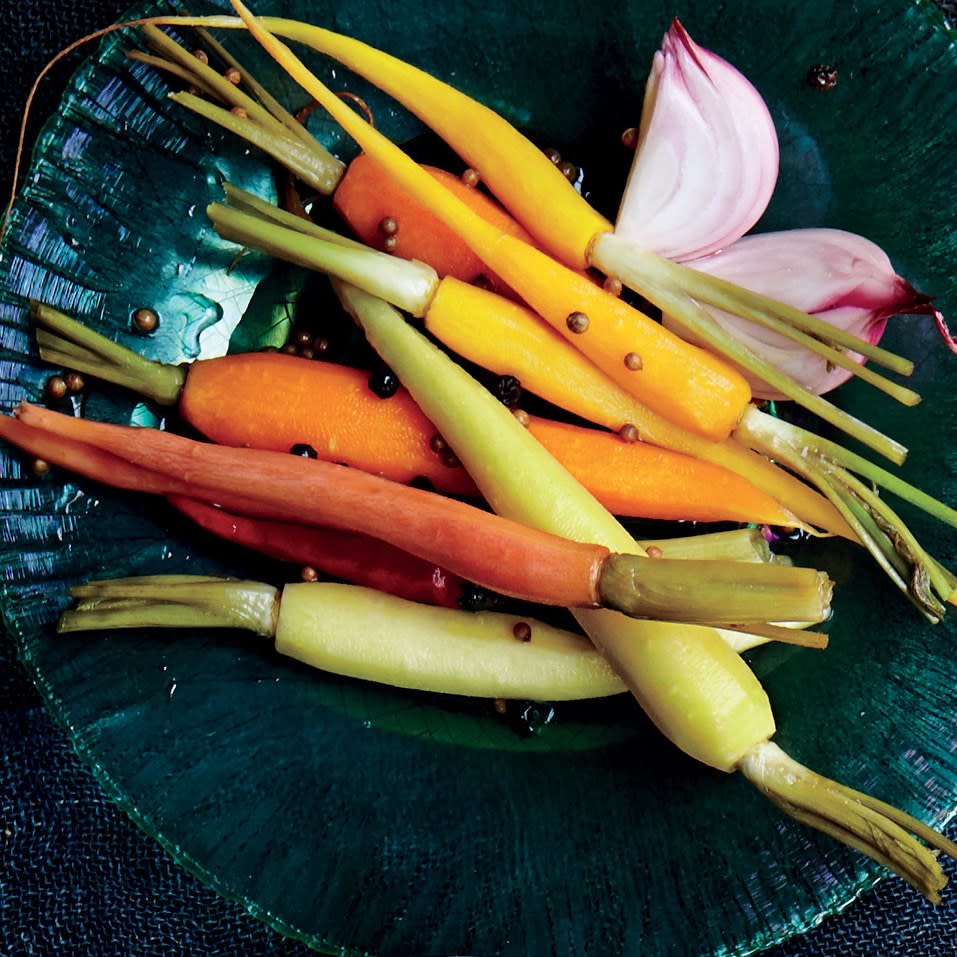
1,1 -> 956,954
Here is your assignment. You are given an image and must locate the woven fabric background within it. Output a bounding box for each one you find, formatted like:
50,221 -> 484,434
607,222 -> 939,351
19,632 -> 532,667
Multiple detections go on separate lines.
2,2 -> 956,954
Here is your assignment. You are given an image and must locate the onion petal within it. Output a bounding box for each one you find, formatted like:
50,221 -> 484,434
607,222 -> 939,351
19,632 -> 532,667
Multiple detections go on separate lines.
614,19 -> 779,261
670,228 -> 937,398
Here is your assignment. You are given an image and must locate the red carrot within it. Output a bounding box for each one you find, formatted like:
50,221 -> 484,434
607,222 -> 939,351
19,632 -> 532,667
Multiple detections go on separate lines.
168,495 -> 470,607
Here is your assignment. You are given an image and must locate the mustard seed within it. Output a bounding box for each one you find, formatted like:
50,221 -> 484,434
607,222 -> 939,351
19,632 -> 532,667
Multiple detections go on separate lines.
64,372 -> 85,393
461,168 -> 480,188
557,160 -> 578,182
379,216 -> 398,236
624,352 -> 643,371
513,621 -> 532,642
618,423 -> 640,443
621,127 -> 640,149
132,307 -> 159,333
46,375 -> 68,400
603,276 -> 623,297
566,311 -> 589,334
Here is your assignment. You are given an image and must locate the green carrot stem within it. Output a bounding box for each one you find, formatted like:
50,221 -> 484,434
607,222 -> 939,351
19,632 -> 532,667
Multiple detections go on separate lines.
208,201 -> 438,315
734,408 -> 953,621
712,623 -> 828,649
191,24 -> 322,152
739,407 -> 957,531
139,23 -> 344,193
31,302 -> 185,406
221,181 -> 366,249
61,575 -> 279,636
740,741 -> 957,903
591,235 -> 909,464
597,553 -> 832,625
641,527 -> 776,564
169,91 -> 338,195
595,233 -> 915,376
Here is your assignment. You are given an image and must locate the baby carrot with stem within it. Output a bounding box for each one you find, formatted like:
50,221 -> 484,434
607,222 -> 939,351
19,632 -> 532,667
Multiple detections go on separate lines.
32,300 -> 798,527
329,277 -> 956,901
6,403 -> 832,627
57,575 -> 630,702
133,24 -> 532,291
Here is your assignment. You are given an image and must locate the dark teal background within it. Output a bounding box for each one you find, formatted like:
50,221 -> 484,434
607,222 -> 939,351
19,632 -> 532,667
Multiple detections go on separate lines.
1,1 -> 956,955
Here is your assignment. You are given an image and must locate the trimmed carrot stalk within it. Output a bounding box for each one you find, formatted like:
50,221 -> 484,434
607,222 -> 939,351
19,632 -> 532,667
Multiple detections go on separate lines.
57,575 -> 629,701
33,302 -> 798,527
333,152 -> 536,293
10,403 -> 831,625
168,495 -> 472,608
224,2 -> 753,442
329,279 -> 957,900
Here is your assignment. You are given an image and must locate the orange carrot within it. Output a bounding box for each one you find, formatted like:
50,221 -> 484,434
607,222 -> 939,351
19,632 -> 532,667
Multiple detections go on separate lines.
524,417 -> 780,525
333,153 -> 534,293
184,353 -> 793,525
33,304 -> 799,526
179,351 -> 479,497
5,404 -> 833,625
